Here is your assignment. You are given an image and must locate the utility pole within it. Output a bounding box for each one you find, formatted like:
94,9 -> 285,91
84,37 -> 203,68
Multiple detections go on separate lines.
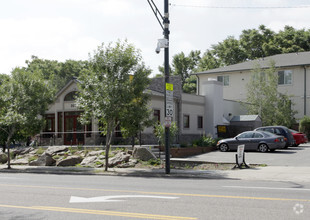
147,0 -> 171,174
163,0 -> 170,174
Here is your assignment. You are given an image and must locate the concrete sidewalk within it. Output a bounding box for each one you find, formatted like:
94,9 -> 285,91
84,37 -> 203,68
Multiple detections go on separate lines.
1,164 -> 310,183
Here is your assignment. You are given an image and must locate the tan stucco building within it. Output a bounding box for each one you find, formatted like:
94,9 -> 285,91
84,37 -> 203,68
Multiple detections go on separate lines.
40,76 -> 245,146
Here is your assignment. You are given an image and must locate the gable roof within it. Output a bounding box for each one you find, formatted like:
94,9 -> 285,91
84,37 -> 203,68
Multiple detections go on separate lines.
194,51 -> 310,75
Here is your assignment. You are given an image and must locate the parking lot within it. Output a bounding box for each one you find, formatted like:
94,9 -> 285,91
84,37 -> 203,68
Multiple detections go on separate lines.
181,143 -> 310,166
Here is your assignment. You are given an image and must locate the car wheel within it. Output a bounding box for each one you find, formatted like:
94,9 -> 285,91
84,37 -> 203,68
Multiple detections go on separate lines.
219,143 -> 229,152
258,144 -> 268,153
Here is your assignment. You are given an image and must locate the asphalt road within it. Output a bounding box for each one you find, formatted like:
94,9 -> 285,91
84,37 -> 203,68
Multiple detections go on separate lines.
181,143 -> 310,166
0,173 -> 310,220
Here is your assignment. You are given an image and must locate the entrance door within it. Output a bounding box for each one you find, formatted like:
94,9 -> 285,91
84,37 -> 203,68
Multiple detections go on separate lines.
64,112 -> 84,145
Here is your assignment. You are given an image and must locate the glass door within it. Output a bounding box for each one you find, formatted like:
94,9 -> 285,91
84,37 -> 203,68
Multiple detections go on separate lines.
64,112 -> 85,145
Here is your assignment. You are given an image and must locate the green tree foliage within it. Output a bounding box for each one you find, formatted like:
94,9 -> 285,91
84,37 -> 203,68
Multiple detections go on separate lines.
76,40 -> 151,171
120,66 -> 153,148
158,50 -> 201,93
154,122 -> 178,147
162,25 -> 310,95
24,56 -> 90,91
299,116 -> 310,138
245,61 -> 296,127
0,68 -> 55,168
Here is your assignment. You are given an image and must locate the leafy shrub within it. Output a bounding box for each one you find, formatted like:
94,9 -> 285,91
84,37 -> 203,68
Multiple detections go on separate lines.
35,147 -> 45,156
192,135 -> 216,147
299,116 -> 310,138
154,122 -> 178,146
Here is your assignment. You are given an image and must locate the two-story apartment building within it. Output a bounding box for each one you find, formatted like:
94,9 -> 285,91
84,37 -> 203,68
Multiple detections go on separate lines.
194,51 -> 310,120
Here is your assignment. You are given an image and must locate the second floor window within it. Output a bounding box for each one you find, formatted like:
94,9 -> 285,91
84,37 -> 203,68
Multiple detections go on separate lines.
278,70 -> 292,85
217,75 -> 229,86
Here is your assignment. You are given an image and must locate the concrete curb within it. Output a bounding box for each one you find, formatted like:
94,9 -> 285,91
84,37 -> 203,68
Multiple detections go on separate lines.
1,165 -> 310,182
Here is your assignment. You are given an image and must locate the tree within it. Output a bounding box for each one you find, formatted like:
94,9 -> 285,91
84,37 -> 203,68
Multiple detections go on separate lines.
158,50 -> 201,93
24,56 -> 90,91
0,68 -> 55,168
76,40 -> 151,171
245,61 -> 296,127
120,65 -> 153,148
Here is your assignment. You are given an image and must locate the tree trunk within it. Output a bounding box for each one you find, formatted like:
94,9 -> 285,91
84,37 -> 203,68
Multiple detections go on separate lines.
6,130 -> 14,169
104,121 -> 115,171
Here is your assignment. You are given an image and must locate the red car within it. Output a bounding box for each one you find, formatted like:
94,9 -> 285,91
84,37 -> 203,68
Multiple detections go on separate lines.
289,129 -> 308,146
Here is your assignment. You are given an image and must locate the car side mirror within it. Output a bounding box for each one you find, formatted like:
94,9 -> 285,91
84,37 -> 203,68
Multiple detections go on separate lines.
235,137 -> 239,140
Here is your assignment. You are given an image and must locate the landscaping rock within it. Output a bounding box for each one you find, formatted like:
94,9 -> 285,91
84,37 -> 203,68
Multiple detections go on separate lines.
80,156 -> 97,166
108,152 -> 131,167
11,157 -> 29,165
56,155 -> 82,167
45,146 -> 68,156
87,150 -> 104,157
20,147 -> 35,155
29,153 -> 56,166
132,146 -> 157,161
0,152 -> 8,164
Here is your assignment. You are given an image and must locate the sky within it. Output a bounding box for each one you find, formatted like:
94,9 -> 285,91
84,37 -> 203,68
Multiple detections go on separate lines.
1,0 -> 310,77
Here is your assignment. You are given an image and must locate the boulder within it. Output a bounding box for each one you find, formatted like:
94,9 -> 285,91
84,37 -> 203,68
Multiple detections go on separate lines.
10,157 -> 29,165
87,150 -> 104,157
80,156 -> 97,166
29,153 -> 56,166
56,156 -> 82,167
45,146 -> 68,156
108,151 -> 131,167
19,147 -> 35,155
0,152 -> 8,164
132,146 -> 157,161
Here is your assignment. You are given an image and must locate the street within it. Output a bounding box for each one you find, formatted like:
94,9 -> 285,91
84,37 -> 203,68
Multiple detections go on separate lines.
0,173 -> 310,219
182,143 -> 310,166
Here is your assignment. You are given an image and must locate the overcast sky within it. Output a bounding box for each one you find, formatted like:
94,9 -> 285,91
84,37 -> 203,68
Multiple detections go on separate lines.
1,0 -> 310,77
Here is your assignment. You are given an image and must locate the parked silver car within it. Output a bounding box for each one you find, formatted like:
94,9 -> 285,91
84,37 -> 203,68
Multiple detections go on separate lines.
217,131 -> 286,153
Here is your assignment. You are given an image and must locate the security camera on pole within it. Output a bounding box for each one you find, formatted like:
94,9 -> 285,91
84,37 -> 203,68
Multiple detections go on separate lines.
147,0 -> 171,174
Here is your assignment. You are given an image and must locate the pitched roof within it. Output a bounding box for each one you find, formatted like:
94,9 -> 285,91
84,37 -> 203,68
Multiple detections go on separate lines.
194,51 -> 310,75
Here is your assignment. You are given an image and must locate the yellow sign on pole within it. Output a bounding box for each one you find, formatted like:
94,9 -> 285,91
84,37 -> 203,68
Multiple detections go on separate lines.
166,83 -> 173,91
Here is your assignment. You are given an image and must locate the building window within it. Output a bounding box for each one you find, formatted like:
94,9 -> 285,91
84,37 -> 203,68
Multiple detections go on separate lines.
183,115 -> 190,128
64,91 -> 78,101
154,109 -> 160,123
43,114 -> 55,138
198,116 -> 203,129
278,70 -> 292,85
217,75 -> 229,86
57,112 -> 63,138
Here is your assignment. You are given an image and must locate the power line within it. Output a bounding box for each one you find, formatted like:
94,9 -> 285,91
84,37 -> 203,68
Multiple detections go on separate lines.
170,3 -> 310,9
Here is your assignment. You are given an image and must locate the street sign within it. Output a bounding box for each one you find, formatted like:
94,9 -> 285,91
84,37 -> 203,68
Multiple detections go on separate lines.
165,83 -> 174,117
165,117 -> 172,127
237,145 -> 244,166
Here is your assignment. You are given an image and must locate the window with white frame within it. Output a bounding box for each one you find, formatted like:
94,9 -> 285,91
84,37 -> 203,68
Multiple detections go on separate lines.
217,75 -> 229,86
278,70 -> 292,85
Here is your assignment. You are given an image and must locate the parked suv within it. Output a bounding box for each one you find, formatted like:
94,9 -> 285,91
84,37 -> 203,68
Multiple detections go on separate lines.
254,126 -> 295,148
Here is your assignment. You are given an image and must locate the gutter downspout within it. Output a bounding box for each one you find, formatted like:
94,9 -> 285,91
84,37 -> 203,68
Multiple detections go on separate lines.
304,66 -> 307,116
196,75 -> 200,95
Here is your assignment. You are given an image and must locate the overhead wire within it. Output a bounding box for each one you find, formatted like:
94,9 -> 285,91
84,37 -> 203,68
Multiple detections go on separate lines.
170,3 -> 310,9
